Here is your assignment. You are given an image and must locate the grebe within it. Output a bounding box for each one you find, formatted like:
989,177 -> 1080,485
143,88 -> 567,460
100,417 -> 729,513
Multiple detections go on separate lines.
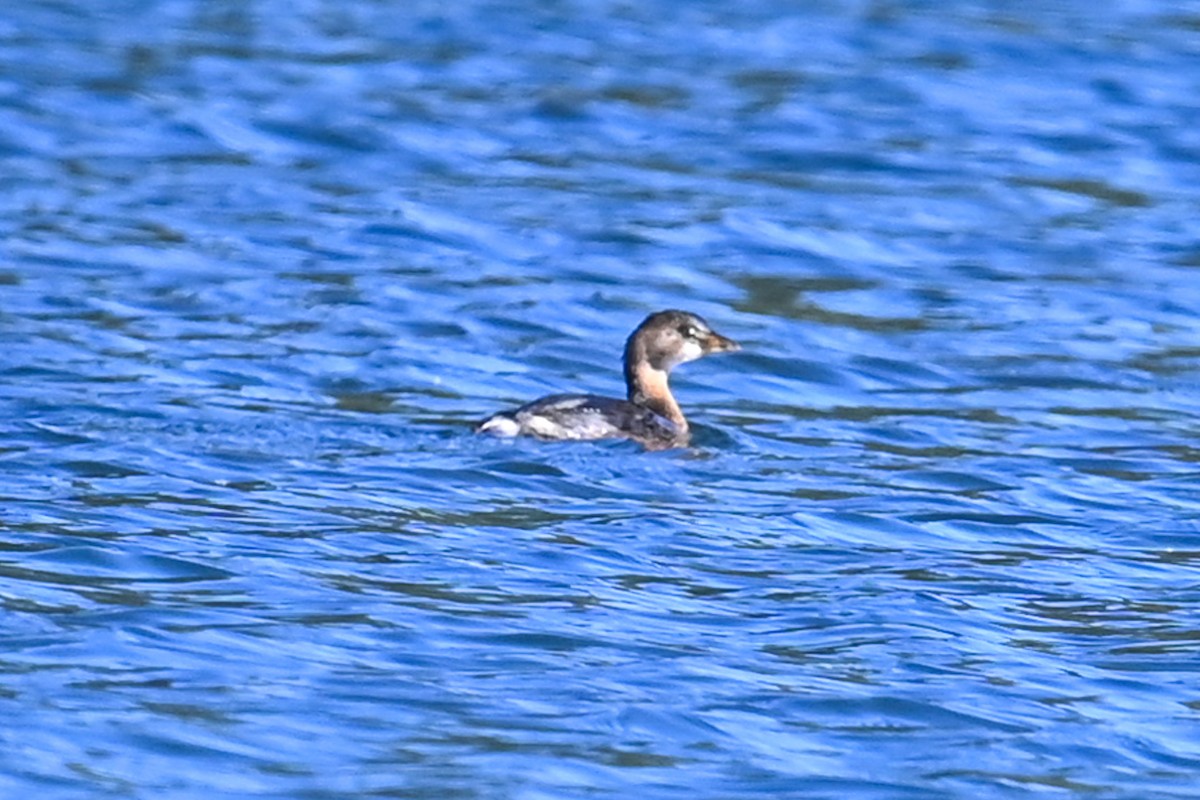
477,310 -> 739,448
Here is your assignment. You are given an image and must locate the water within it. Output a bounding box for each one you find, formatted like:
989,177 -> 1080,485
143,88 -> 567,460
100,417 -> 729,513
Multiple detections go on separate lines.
3,1 -> 1200,797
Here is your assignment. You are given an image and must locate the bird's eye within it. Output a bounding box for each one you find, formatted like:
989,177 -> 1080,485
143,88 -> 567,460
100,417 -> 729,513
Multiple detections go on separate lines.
679,325 -> 699,339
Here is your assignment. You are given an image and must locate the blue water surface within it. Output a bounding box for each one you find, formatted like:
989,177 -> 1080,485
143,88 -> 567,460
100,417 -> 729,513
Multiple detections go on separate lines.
3,1 -> 1200,798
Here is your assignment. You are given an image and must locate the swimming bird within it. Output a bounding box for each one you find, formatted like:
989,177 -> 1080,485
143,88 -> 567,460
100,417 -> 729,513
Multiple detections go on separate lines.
477,310 -> 739,448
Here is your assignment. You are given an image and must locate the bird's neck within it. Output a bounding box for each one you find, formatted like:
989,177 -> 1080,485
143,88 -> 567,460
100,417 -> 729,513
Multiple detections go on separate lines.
626,361 -> 686,432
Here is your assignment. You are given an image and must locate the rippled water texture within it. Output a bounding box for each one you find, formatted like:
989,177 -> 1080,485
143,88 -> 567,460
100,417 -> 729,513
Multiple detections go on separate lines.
4,1 -> 1200,798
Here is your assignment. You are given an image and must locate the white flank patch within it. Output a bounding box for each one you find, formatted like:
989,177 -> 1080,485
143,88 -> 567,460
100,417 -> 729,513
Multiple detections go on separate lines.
526,416 -> 570,438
